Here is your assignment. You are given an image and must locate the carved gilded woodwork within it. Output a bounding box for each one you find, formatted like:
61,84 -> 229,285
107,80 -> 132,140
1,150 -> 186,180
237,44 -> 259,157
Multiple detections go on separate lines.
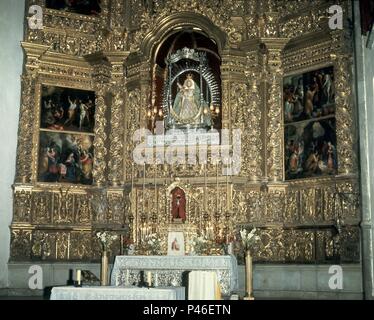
10,0 -> 360,263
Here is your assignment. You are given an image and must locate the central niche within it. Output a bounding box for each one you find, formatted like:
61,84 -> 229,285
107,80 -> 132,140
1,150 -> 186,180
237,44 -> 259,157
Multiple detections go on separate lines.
149,30 -> 222,131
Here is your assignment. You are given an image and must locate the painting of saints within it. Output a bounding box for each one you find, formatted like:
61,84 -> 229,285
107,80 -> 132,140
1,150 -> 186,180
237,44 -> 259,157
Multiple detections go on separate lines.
38,132 -> 94,185
41,86 -> 96,133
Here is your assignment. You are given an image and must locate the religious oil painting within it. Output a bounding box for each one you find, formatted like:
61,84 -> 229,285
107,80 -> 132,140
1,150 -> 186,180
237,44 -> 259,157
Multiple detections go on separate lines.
38,131 -> 94,185
40,86 -> 96,133
283,66 -> 335,123
285,118 -> 337,180
46,0 -> 101,15
284,66 -> 337,180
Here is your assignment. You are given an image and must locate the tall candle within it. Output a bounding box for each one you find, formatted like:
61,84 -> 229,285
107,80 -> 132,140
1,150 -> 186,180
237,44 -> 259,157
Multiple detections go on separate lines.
76,269 -> 81,283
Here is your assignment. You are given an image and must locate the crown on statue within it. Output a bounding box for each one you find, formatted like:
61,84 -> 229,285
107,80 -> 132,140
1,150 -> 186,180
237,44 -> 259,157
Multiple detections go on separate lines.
186,73 -> 194,79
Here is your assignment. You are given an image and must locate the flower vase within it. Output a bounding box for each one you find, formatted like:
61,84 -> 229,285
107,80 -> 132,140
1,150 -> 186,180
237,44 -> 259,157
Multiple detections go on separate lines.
100,250 -> 109,286
244,250 -> 254,300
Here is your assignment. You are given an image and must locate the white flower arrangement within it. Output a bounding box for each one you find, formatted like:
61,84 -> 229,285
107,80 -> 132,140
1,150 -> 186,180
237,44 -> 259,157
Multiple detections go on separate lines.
189,234 -> 210,255
96,231 -> 118,251
240,228 -> 260,252
144,233 -> 162,255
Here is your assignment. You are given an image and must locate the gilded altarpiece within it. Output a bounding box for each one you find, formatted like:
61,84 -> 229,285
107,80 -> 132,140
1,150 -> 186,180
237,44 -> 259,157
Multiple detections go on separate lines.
11,0 -> 360,264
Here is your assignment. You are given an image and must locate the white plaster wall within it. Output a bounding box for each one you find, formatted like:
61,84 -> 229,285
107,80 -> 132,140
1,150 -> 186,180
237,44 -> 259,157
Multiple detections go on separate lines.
0,0 -> 25,288
354,0 -> 374,299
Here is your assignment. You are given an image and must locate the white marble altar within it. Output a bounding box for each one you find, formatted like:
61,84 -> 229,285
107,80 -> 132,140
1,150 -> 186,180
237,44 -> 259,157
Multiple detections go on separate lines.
111,255 -> 238,296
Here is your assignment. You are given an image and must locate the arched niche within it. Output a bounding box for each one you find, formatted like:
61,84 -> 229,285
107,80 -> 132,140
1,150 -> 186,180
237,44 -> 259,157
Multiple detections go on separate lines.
125,12 -> 227,132
150,29 -> 223,131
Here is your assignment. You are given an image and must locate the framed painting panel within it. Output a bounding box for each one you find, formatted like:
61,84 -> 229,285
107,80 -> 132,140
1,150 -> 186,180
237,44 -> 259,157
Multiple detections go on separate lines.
46,0 -> 101,15
40,86 -> 95,134
283,66 -> 335,124
285,118 -> 337,180
38,131 -> 94,185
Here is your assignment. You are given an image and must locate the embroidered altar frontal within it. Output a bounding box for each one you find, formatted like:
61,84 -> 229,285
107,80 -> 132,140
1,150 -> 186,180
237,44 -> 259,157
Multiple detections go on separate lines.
111,256 -> 239,296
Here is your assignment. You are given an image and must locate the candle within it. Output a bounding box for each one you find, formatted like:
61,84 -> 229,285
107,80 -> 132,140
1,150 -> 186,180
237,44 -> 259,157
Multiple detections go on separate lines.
76,269 -> 81,284
147,271 -> 152,286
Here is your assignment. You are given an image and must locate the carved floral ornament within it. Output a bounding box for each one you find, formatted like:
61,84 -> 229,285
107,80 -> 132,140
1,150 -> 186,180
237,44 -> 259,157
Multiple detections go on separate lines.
10,0 -> 360,263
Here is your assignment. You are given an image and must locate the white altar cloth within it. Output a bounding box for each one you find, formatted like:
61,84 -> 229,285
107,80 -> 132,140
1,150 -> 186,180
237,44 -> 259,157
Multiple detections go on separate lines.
50,286 -> 185,300
110,255 -> 238,296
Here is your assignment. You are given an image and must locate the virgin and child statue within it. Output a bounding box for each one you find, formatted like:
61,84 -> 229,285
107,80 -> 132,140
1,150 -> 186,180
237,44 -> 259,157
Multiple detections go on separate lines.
172,73 -> 211,127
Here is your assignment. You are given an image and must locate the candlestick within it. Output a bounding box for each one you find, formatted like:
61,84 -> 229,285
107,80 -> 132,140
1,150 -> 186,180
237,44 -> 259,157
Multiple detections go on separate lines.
131,163 -> 134,192
229,159 -> 233,211
204,163 -> 207,211
226,158 -> 229,212
143,163 -> 146,214
154,162 -> 158,215
216,161 -> 219,213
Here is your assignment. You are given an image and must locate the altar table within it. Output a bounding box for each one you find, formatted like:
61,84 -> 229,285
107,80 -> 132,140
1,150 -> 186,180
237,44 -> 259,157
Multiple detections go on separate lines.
110,255 -> 238,296
50,286 -> 185,300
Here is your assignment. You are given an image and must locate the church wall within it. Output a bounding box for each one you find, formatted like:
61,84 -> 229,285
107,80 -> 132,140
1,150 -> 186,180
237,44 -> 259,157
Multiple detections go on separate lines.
0,0 -> 26,288
354,0 -> 374,299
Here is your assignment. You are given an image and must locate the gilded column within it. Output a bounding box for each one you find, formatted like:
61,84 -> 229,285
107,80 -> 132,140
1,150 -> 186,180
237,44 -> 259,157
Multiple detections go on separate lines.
245,50 -> 263,180
106,53 -> 128,186
15,74 -> 37,184
140,61 -> 152,128
333,52 -> 356,175
93,83 -> 108,187
108,86 -> 125,186
262,39 -> 289,182
89,58 -> 112,187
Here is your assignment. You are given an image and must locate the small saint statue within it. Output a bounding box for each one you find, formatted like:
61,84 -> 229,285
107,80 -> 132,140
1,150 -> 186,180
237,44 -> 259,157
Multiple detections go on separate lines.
171,187 -> 186,222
